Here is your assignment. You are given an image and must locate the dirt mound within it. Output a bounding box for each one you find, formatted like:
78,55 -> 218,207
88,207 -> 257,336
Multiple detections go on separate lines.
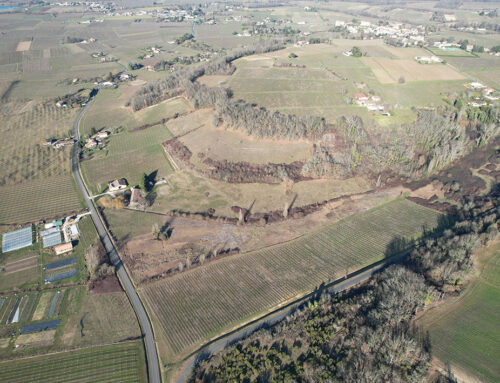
89,274 -> 123,294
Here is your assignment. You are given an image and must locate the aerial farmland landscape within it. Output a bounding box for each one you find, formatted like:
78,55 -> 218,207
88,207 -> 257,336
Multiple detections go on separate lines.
0,0 -> 499,382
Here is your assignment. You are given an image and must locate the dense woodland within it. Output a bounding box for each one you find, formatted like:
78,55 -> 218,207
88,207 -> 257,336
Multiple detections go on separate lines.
190,191 -> 499,383
303,105 -> 500,181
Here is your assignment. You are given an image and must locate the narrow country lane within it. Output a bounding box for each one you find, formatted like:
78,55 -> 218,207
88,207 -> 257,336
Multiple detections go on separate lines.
72,94 -> 161,383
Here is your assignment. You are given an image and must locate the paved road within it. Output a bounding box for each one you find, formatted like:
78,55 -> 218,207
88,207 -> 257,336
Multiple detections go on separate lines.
176,251 -> 410,382
72,96 -> 161,383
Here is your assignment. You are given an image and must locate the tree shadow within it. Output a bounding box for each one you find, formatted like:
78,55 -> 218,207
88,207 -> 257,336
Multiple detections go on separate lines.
145,192 -> 157,207
288,193 -> 298,211
384,210 -> 457,259
160,218 -> 174,238
144,170 -> 158,192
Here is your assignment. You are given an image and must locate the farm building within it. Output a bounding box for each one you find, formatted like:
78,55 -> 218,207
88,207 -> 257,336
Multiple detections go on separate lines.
108,178 -> 128,192
85,138 -> 98,149
40,227 -> 60,237
42,231 -> 62,248
96,131 -> 109,139
2,226 -> 33,253
469,82 -> 486,89
53,242 -> 73,255
69,225 -> 79,237
415,56 -> 442,63
44,220 -> 63,229
354,93 -> 369,101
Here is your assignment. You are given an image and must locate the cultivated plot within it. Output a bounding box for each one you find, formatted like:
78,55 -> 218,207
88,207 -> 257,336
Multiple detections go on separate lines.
0,341 -> 146,383
140,199 -> 442,359
0,176 -> 82,225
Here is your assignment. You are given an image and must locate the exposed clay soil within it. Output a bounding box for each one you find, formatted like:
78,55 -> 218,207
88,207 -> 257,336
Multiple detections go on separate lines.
88,274 -> 123,294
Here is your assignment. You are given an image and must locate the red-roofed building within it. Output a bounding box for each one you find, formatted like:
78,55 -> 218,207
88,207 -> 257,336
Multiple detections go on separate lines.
354,93 -> 369,101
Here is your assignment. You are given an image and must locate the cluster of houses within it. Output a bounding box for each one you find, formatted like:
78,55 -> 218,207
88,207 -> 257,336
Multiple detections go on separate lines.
354,93 -> 387,114
91,52 -> 117,63
432,41 -> 498,55
141,46 -> 162,60
465,82 -> 499,107
85,130 -> 109,150
334,20 -> 426,46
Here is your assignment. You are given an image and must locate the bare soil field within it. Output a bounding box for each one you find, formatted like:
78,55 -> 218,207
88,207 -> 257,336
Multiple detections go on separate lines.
15,41 -> 31,52
3,255 -> 38,275
361,57 -> 466,83
154,169 -> 371,216
179,124 -> 313,165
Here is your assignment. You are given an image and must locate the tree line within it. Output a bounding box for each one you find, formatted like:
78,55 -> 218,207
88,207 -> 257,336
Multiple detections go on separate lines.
130,40 -> 327,140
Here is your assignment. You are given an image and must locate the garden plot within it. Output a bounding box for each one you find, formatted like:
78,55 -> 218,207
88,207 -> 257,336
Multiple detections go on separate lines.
44,256 -> 77,271
32,292 -> 53,321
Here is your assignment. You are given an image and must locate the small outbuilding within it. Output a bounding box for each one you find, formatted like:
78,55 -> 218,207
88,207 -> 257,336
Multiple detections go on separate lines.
54,242 -> 73,255
108,178 -> 128,192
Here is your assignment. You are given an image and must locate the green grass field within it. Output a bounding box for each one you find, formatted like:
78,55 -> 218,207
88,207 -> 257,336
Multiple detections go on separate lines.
0,342 -> 146,383
140,199 -> 441,360
422,243 -> 500,383
81,124 -> 175,193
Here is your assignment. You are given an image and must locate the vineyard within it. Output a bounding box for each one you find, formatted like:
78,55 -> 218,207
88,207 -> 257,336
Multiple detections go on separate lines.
0,101 -> 77,186
0,175 -> 83,224
140,199 -> 442,359
0,342 -> 146,383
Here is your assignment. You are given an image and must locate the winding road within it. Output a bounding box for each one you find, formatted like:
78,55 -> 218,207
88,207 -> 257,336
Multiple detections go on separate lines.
72,94 -> 161,383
